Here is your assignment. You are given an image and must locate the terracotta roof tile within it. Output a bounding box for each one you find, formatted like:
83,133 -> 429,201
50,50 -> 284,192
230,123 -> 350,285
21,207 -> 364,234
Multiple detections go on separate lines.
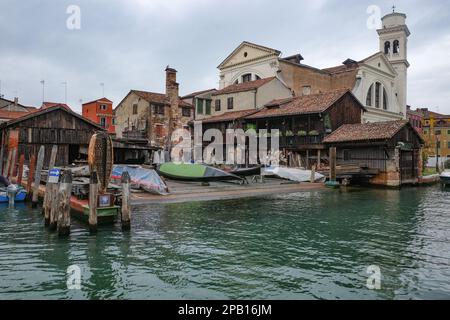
212,77 -> 276,96
199,109 -> 260,124
323,120 -> 411,143
246,89 -> 352,119
132,90 -> 193,108
0,110 -> 32,120
41,102 -> 72,111
181,88 -> 217,99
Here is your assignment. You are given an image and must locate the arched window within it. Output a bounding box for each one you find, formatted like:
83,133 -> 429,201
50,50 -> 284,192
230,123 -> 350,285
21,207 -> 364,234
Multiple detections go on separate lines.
384,41 -> 391,55
366,82 -> 389,110
393,40 -> 400,54
234,79 -> 239,85
366,84 -> 374,106
255,75 -> 261,80
375,82 -> 381,108
242,73 -> 252,83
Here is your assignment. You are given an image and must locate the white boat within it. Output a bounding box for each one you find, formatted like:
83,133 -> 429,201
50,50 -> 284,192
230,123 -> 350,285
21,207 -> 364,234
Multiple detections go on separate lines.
440,171 -> 450,186
262,166 -> 325,183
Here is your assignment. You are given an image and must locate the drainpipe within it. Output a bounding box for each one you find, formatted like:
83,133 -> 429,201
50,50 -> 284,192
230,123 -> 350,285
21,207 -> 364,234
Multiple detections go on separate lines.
254,89 -> 257,109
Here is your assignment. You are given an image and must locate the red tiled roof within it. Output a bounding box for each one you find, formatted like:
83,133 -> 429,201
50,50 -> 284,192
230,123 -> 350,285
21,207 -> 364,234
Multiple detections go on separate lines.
0,110 -> 32,120
212,77 -> 276,96
41,102 -> 72,111
131,90 -> 193,108
246,89 -> 353,119
199,109 -> 260,124
323,120 -> 417,143
82,97 -> 113,105
181,88 -> 217,99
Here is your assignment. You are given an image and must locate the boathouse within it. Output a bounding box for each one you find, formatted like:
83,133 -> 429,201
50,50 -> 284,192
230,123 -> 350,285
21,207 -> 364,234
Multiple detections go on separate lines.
0,105 -> 104,168
323,120 -> 425,186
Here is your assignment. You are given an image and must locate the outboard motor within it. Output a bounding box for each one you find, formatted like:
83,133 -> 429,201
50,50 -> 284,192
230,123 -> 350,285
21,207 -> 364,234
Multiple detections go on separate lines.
7,184 -> 18,209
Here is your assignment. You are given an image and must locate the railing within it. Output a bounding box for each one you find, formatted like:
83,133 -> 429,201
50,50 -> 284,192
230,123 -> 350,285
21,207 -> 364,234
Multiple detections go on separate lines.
279,134 -> 324,148
123,130 -> 147,140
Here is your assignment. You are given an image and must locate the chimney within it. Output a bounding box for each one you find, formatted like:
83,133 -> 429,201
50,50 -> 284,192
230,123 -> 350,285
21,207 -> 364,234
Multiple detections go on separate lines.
165,66 -> 179,126
14,97 -> 18,106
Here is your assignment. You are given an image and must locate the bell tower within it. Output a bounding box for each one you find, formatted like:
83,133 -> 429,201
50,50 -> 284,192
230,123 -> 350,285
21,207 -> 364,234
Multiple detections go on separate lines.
377,10 -> 410,118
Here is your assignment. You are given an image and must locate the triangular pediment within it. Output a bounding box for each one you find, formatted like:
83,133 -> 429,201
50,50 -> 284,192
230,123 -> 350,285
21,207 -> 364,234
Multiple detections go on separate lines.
218,41 -> 281,70
360,52 -> 397,76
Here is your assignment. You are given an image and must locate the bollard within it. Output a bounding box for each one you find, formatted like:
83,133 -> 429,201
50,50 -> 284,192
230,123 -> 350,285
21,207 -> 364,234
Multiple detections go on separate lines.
32,146 -> 45,208
121,171 -> 131,231
57,171 -> 72,237
7,184 -> 18,209
89,171 -> 98,233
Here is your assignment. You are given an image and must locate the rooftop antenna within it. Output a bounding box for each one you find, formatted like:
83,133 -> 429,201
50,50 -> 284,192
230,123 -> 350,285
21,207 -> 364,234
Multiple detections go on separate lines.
40,80 -> 45,103
392,4 -> 396,13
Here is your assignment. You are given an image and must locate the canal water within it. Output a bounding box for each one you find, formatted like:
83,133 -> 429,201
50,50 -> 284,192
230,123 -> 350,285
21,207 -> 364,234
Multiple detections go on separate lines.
0,186 -> 449,300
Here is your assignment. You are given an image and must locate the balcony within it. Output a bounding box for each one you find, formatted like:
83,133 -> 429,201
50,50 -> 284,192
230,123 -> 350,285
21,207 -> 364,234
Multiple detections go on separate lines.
279,134 -> 324,148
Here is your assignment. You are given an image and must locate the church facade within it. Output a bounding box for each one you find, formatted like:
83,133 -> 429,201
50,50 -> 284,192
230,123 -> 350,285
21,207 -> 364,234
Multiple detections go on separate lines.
216,11 -> 410,124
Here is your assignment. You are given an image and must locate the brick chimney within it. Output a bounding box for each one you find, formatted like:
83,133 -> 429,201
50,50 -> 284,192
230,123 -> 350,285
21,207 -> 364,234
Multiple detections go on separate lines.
165,66 -> 179,128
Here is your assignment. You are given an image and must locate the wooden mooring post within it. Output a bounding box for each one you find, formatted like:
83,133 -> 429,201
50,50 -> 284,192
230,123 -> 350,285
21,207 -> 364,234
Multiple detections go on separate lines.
9,149 -> 16,178
89,171 -> 98,233
325,147 -> 339,188
32,146 -> 45,208
49,183 -> 59,230
17,154 -> 25,186
121,171 -> 131,231
57,171 -> 72,237
26,154 -> 36,199
42,145 -> 58,216
310,163 -> 316,183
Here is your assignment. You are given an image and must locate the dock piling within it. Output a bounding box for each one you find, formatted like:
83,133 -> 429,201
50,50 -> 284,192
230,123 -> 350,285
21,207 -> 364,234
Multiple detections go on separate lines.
4,150 -> 11,178
26,154 -> 36,199
57,171 -> 72,237
9,149 -> 16,178
49,183 -> 59,230
121,171 -> 131,231
330,147 -> 337,182
42,145 -> 58,216
89,171 -> 98,233
17,154 -> 25,186
310,163 -> 316,182
32,146 -> 45,208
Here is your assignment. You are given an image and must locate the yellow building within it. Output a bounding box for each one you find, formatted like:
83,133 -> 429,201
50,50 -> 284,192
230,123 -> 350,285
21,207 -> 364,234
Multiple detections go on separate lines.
419,109 -> 450,166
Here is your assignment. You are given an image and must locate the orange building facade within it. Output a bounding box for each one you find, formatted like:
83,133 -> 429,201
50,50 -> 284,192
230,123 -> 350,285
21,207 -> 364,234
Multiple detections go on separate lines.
82,98 -> 115,134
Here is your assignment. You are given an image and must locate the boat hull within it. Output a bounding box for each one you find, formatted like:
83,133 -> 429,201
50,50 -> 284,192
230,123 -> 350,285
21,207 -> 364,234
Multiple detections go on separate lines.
0,190 -> 27,203
70,196 -> 119,225
157,163 -> 243,182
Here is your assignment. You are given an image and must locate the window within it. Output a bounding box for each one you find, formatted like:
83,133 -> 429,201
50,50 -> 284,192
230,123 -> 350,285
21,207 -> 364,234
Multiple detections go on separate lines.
234,79 -> 239,85
393,40 -> 400,54
154,104 -> 165,115
100,117 -> 106,128
227,97 -> 234,110
242,74 -> 252,83
196,99 -> 204,115
448,130 -> 450,135
436,130 -> 441,135
132,103 -> 138,115
366,84 -> 373,106
375,82 -> 381,108
383,88 -> 388,110
205,100 -> 212,115
343,150 -> 351,161
302,86 -> 311,96
182,107 -> 191,117
112,118 -> 116,125
100,104 -> 107,110
384,41 -> 391,54
255,75 -> 261,80
215,99 -> 221,112
448,142 -> 450,149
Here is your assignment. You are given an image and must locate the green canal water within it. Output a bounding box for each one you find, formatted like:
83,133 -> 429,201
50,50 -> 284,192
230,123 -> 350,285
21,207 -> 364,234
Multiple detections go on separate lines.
0,186 -> 450,300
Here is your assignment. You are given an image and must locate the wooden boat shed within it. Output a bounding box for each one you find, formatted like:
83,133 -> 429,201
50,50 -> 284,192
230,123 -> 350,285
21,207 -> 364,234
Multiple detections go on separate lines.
323,120 -> 425,186
0,105 -> 105,168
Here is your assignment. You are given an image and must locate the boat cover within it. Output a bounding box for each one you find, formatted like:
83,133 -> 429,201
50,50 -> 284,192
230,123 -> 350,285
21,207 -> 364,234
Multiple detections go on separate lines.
262,166 -> 325,183
111,165 -> 169,195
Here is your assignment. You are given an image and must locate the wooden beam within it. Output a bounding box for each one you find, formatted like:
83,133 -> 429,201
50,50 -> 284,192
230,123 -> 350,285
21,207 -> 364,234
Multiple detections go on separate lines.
17,154 -> 25,186
57,171 -> 72,237
121,171 -> 131,231
89,171 -> 98,233
32,145 -> 45,208
26,154 -> 36,198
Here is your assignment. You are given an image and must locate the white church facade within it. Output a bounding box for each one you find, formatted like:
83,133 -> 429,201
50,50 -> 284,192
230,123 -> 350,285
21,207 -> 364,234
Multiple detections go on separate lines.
214,11 -> 410,124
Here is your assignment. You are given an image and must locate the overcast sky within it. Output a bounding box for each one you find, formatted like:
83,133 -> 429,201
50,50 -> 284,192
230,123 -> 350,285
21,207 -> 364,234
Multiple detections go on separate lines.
0,0 -> 449,114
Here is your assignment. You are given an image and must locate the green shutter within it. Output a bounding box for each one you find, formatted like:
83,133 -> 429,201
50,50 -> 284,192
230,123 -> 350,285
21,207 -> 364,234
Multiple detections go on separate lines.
196,99 -> 204,115
205,100 -> 212,115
